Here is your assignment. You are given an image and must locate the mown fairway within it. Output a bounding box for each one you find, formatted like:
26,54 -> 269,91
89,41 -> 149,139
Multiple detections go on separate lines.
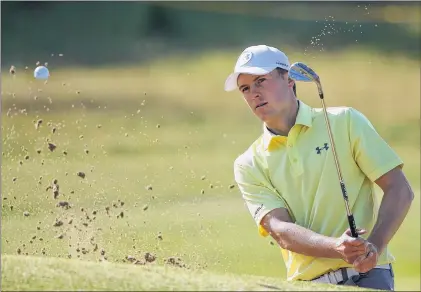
1,49 -> 420,291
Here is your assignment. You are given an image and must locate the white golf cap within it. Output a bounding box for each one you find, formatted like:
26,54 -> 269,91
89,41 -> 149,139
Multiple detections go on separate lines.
224,45 -> 290,92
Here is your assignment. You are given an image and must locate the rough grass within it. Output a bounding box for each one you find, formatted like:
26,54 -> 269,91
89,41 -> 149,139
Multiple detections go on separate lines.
2,255 -> 372,291
1,49 -> 420,291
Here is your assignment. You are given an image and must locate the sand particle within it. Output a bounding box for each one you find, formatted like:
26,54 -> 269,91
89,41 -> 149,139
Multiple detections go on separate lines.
47,143 -> 57,152
77,172 -> 86,179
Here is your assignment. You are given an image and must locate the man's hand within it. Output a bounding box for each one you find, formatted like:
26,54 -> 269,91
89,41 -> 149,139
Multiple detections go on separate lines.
352,242 -> 379,273
335,228 -> 369,264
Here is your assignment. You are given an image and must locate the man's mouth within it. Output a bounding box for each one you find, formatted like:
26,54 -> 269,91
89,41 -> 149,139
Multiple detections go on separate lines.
256,102 -> 268,109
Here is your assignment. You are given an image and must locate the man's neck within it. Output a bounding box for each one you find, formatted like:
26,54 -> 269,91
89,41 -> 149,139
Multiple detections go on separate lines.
266,99 -> 299,136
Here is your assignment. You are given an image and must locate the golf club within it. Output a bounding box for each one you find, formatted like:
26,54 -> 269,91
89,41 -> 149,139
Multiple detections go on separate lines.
289,62 -> 359,239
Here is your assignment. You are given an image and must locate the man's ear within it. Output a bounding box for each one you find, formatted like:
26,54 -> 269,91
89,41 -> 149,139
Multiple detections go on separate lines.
288,78 -> 295,88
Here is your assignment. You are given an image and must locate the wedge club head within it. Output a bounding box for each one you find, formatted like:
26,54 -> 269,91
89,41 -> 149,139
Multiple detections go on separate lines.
288,65 -> 313,82
289,62 -> 324,98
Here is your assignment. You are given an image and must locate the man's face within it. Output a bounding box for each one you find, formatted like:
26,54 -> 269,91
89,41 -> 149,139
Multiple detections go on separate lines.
237,69 -> 294,122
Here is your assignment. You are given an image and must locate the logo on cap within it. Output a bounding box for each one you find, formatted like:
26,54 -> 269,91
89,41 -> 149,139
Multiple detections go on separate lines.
276,61 -> 288,68
237,51 -> 253,66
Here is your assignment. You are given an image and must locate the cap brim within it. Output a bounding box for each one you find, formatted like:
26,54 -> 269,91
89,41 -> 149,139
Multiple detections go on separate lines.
224,66 -> 278,92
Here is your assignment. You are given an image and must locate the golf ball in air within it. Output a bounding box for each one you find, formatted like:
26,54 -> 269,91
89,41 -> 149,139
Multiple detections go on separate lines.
34,66 -> 49,79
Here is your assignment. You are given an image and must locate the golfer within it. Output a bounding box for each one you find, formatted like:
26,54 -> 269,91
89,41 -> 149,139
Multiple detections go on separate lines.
225,45 -> 414,290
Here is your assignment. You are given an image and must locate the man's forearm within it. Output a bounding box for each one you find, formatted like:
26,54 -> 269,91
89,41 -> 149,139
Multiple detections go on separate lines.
368,179 -> 414,254
268,221 -> 341,259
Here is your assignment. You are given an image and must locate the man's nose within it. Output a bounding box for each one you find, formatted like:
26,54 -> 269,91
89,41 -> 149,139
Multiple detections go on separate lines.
250,84 -> 261,99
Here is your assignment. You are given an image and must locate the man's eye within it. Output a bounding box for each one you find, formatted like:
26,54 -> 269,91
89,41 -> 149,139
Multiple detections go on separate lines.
241,87 -> 249,93
257,78 -> 266,84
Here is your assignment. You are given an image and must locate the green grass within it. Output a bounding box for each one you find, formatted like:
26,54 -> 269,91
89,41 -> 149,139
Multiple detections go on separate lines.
1,49 -> 420,291
2,255 -> 373,291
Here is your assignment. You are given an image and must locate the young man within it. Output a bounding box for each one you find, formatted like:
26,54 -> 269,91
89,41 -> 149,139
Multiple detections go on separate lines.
225,45 -> 414,290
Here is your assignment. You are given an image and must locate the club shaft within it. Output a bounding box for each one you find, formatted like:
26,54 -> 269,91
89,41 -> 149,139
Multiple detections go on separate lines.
316,79 -> 364,275
319,97 -> 358,238
290,62 -> 359,238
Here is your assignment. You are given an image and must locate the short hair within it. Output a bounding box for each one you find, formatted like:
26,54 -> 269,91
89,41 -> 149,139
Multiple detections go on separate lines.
276,68 -> 297,96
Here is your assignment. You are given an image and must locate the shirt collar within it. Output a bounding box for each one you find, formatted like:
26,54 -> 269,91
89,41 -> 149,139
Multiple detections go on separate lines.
262,99 -> 313,151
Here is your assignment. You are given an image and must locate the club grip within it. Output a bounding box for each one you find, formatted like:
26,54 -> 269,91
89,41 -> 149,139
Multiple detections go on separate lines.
348,215 -> 358,238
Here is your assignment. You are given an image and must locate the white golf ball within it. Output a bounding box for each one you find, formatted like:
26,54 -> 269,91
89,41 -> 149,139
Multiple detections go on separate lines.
34,66 -> 49,80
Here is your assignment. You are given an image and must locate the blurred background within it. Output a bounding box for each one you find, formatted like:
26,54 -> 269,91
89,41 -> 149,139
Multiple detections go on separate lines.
1,1 -> 420,291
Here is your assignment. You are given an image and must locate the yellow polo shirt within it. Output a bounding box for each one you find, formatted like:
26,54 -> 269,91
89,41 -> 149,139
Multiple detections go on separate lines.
233,100 -> 404,281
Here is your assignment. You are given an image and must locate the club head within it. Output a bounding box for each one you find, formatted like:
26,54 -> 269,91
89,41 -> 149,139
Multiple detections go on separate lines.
288,67 -> 313,82
289,62 -> 320,83
289,62 -> 324,98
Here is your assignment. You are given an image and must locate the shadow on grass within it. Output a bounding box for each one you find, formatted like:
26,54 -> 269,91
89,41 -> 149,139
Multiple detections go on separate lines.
258,282 -> 282,290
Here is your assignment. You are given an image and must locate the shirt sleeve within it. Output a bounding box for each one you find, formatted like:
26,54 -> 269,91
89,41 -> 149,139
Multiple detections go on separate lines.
348,108 -> 404,182
234,158 -> 289,237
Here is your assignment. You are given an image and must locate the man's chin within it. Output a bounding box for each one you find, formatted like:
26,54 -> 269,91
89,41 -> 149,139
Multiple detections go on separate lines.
256,113 -> 272,124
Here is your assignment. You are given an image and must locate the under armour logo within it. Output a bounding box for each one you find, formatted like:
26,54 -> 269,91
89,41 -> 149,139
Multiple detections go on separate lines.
238,51 -> 253,66
315,143 -> 329,154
